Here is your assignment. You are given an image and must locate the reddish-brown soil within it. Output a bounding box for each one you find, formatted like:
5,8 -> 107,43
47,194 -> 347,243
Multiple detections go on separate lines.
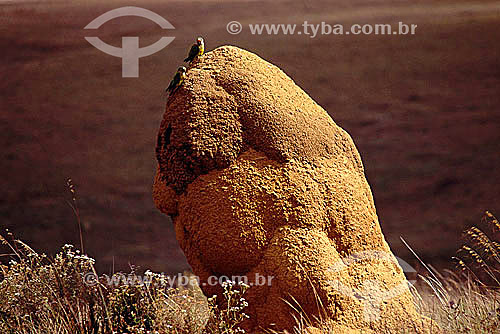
1,0 -> 499,274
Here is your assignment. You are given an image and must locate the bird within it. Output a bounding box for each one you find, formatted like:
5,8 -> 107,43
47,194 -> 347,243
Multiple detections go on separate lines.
184,37 -> 204,63
166,66 -> 187,95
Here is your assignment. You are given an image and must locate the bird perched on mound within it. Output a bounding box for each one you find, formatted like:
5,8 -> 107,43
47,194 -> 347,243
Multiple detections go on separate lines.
184,37 -> 204,63
166,66 -> 186,95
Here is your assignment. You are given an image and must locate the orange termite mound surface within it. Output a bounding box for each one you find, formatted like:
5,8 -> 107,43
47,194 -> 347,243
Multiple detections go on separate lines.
153,46 -> 434,333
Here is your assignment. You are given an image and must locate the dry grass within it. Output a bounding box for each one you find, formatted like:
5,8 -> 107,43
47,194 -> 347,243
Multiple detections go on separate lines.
415,273 -> 500,333
413,211 -> 500,334
1,212 -> 500,333
0,233 -> 249,334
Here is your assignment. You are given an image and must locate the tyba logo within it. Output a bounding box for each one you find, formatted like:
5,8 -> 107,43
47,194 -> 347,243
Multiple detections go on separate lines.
84,6 -> 175,77
327,250 -> 417,322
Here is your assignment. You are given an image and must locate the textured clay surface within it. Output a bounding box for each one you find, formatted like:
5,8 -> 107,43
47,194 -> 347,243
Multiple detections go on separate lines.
153,46 -> 433,333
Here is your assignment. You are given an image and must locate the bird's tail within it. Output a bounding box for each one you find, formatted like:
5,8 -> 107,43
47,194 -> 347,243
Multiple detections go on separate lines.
161,89 -> 169,101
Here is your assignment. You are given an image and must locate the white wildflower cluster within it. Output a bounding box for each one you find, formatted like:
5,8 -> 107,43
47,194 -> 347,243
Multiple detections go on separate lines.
74,253 -> 96,265
205,279 -> 251,333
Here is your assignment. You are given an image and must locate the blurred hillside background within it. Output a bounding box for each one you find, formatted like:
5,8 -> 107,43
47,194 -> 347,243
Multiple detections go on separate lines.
1,0 -> 499,273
